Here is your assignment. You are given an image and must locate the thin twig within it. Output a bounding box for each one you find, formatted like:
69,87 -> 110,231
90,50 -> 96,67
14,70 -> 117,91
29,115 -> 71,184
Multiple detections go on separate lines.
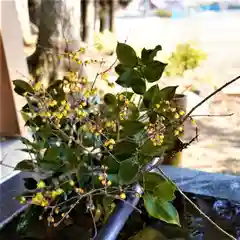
89,207 -> 98,240
183,75 -> 240,122
157,167 -> 236,240
191,113 -> 234,117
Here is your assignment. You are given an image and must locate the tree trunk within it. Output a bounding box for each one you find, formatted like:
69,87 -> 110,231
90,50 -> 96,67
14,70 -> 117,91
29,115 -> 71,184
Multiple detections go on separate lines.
81,0 -> 95,45
99,0 -> 108,32
28,0 -> 85,86
28,0 -> 41,28
108,0 -> 116,33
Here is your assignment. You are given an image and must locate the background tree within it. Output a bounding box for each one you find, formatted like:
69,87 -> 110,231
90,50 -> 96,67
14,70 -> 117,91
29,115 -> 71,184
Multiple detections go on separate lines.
81,0 -> 95,45
28,0 -> 86,86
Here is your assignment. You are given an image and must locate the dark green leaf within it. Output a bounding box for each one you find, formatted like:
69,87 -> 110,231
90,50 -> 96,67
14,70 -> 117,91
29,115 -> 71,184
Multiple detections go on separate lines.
115,64 -> 130,75
47,80 -> 63,92
143,84 -> 160,108
159,86 -> 178,101
143,172 -> 176,201
107,174 -> 119,185
104,93 -> 117,106
102,156 -> 120,173
148,111 -> 158,124
131,77 -> 146,95
143,61 -> 167,82
116,69 -> 139,88
43,147 -> 60,162
13,80 -> 34,96
143,194 -> 180,226
118,158 -> 139,184
15,160 -> 35,171
129,227 -> 167,240
23,178 -> 38,190
127,102 -> 139,120
140,139 -> 167,157
141,45 -> 162,64
112,140 -> 138,157
121,120 -> 145,137
17,205 -> 43,235
116,42 -> 137,67
118,91 -> 134,101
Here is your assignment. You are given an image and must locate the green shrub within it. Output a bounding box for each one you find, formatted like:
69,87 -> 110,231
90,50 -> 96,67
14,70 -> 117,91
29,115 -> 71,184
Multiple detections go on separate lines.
164,43 -> 207,77
155,9 -> 172,18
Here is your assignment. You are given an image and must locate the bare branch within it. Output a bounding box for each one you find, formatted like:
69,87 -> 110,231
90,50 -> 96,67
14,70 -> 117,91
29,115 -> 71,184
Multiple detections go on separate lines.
183,75 -> 240,122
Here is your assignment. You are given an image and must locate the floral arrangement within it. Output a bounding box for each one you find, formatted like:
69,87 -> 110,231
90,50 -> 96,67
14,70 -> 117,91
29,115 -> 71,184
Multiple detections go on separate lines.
13,42 -> 202,237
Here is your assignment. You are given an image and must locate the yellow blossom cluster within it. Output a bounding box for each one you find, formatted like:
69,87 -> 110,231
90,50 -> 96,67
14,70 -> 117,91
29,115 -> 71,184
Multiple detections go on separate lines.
104,138 -> 115,150
145,123 -> 165,146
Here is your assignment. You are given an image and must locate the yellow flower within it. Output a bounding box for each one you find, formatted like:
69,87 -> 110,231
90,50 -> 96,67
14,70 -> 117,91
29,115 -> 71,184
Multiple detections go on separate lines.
98,175 -> 104,181
174,130 -> 179,136
120,193 -> 126,200
41,199 -> 48,207
47,216 -> 54,223
69,180 -> 75,186
155,104 -> 160,109
61,100 -> 66,105
174,113 -> 180,119
56,188 -> 64,195
178,126 -> 184,132
20,196 -> 26,204
107,180 -> 112,186
179,110 -> 185,116
37,180 -> 46,189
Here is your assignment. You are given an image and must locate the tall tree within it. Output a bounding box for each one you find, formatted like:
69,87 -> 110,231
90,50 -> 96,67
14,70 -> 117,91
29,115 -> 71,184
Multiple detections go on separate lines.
81,0 -> 95,45
109,0 -> 117,33
28,0 -> 85,86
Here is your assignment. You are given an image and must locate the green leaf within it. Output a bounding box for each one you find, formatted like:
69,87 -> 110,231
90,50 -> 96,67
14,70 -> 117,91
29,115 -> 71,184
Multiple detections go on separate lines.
21,111 -> 31,122
13,79 -> 34,96
118,158 -> 139,184
121,120 -> 145,137
143,172 -> 176,201
159,86 -> 178,101
141,45 -> 162,64
140,139 -> 167,157
107,174 -> 119,185
43,147 -> 60,162
143,84 -> 160,108
14,160 -> 35,171
116,42 -> 137,67
102,155 -> 120,173
118,91 -> 134,101
112,140 -> 138,157
126,102 -> 139,120
104,93 -> 117,106
115,64 -> 130,75
143,61 -> 167,82
47,80 -> 63,92
143,194 -> 181,226
116,69 -> 140,88
131,77 -> 146,95
129,227 -> 167,240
